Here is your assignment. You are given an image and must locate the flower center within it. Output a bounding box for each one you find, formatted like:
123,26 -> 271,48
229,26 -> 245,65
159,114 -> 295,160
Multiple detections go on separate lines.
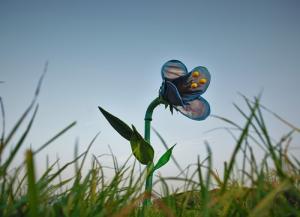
191,82 -> 198,88
192,71 -> 200,77
199,78 -> 207,85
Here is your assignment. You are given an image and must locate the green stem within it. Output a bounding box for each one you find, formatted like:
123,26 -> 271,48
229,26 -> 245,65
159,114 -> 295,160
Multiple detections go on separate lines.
143,97 -> 163,206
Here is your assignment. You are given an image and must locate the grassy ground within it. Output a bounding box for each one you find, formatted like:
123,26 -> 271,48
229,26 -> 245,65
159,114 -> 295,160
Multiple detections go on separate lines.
0,80 -> 299,216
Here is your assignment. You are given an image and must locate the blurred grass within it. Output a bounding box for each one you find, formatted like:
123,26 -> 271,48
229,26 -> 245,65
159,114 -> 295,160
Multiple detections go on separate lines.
0,80 -> 300,216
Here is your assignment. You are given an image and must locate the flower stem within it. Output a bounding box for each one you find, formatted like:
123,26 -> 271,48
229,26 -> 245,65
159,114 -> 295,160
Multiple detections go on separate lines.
143,97 -> 163,206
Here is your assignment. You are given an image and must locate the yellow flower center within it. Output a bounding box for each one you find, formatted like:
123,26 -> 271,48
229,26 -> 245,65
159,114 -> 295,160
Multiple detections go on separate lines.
192,71 -> 200,77
199,78 -> 207,85
191,82 -> 198,88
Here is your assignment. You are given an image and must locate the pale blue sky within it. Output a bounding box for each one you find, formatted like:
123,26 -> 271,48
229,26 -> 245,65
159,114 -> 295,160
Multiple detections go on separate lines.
1,0 -> 300,180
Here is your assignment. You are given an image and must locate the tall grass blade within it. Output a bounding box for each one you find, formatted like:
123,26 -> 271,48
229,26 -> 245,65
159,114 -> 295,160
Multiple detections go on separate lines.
25,150 -> 38,217
3,62 -> 47,148
221,97 -> 259,193
0,97 -> 5,163
239,93 -> 300,132
1,105 -> 38,176
249,181 -> 291,217
34,121 -> 77,155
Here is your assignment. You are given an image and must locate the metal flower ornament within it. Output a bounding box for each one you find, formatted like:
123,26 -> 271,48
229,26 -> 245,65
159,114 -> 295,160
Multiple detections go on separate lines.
98,60 -> 211,207
159,60 -> 211,120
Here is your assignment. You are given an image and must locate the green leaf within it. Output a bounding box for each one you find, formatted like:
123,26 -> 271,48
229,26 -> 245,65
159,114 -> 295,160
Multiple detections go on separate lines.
154,144 -> 176,171
130,126 -> 154,165
98,106 -> 133,141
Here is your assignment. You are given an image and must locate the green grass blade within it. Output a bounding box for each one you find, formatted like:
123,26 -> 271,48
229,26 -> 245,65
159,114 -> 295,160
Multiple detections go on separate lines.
1,105 -> 38,176
78,132 -> 100,172
3,63 -> 46,148
0,97 -> 5,152
25,150 -> 38,217
221,98 -> 259,193
2,100 -> 35,151
239,93 -> 300,132
34,121 -> 77,155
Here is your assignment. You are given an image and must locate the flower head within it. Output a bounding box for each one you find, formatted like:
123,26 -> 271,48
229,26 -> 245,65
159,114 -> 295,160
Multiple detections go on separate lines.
159,60 -> 211,120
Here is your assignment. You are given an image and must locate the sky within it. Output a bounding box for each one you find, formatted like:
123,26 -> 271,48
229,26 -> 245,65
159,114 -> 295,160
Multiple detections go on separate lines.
1,0 -> 300,185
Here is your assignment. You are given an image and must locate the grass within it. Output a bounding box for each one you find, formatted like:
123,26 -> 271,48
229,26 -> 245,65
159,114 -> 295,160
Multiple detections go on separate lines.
0,79 -> 300,216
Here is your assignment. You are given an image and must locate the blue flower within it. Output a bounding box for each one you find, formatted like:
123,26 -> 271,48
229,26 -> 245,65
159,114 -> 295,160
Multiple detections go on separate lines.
159,60 -> 211,120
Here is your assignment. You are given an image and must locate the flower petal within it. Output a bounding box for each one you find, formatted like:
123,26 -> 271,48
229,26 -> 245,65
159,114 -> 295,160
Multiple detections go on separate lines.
161,60 -> 188,80
176,96 -> 210,120
173,66 -> 211,98
160,81 -> 184,106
